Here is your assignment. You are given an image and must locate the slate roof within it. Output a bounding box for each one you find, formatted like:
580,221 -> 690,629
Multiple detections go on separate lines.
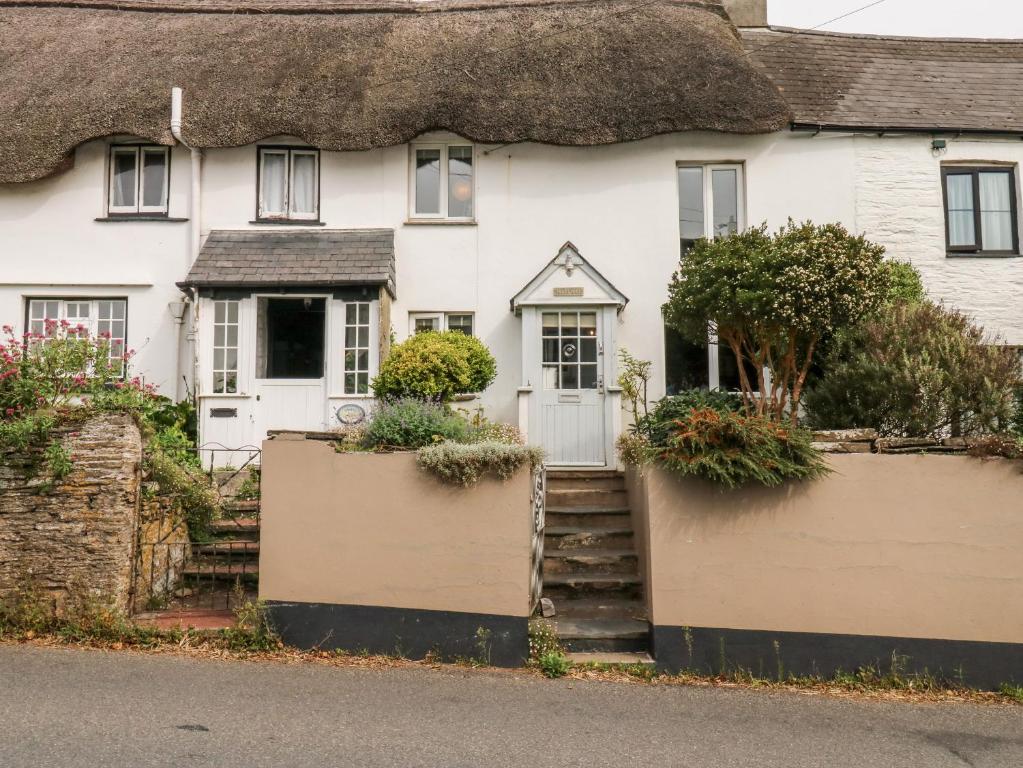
741,27 -> 1023,134
182,229 -> 395,296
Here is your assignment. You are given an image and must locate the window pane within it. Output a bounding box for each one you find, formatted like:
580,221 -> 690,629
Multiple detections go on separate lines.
214,301 -> 226,324
291,153 -> 317,215
447,146 -> 473,218
415,149 -> 441,215
580,338 -> 597,363
678,166 -> 704,243
543,339 -> 559,363
946,174 -> 976,247
711,169 -> 739,238
446,314 -> 473,335
357,373 -> 369,394
357,326 -> 369,347
345,303 -> 357,325
561,314 -> 578,337
664,324 -> 709,395
579,313 -> 597,337
542,313 -> 559,336
543,365 -> 559,390
141,150 -> 167,209
580,364 -> 598,389
414,317 -> 439,333
213,372 -> 225,393
561,365 -> 578,389
358,304 -> 369,324
112,150 -> 137,209
979,172 -> 1014,251
261,151 -> 287,215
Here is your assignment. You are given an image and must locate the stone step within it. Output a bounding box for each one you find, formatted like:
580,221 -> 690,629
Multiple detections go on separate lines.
556,618 -> 649,653
224,499 -> 259,514
545,528 -> 634,551
566,651 -> 655,667
181,563 -> 259,580
546,470 -> 623,480
546,488 -> 629,508
134,609 -> 236,632
542,573 -> 642,600
209,517 -> 260,536
546,509 -> 632,529
194,540 -> 260,556
545,597 -> 647,621
546,474 -> 626,492
543,549 -> 638,575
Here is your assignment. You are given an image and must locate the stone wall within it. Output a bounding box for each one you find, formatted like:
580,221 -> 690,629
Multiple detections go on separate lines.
0,412 -> 143,615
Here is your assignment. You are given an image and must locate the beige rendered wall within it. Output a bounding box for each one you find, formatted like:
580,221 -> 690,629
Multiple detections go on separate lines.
260,438 -> 533,618
634,455 -> 1023,643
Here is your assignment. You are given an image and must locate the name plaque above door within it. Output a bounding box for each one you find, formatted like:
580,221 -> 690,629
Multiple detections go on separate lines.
553,287 -> 584,297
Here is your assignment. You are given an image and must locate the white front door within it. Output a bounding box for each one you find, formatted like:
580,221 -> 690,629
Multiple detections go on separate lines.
539,309 -> 606,466
252,296 -> 328,438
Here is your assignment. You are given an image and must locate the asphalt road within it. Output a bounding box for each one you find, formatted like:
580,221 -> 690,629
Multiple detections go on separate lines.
2,645 -> 1022,767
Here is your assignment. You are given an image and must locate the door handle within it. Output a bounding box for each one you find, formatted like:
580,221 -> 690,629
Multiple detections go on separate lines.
597,374 -> 604,394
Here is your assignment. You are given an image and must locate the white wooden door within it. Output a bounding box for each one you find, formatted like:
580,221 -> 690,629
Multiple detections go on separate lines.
539,309 -> 606,466
253,380 -> 327,438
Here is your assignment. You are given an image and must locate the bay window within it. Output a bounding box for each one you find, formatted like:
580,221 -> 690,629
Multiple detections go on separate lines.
108,145 -> 169,215
258,147 -> 320,221
410,143 -> 474,220
943,166 -> 1018,255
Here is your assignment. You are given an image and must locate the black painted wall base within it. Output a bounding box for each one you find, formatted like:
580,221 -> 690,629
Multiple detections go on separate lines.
652,625 -> 1023,691
265,601 -> 529,667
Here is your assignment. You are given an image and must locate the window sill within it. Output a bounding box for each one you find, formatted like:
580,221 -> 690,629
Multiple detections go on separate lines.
404,219 -> 477,226
946,253 -> 1021,259
249,219 -> 327,226
95,216 -> 187,223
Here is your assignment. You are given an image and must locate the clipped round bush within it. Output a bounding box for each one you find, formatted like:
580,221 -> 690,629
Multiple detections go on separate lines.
372,331 -> 497,402
362,398 -> 469,449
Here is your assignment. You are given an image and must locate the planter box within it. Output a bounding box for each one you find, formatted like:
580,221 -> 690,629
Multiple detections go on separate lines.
627,454 -> 1023,689
259,437 -> 533,666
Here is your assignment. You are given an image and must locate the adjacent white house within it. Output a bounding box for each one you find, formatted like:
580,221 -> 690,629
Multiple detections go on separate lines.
1,0 -> 1021,467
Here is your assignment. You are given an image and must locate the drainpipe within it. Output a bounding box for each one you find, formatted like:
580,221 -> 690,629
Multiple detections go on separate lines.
170,86 -> 203,404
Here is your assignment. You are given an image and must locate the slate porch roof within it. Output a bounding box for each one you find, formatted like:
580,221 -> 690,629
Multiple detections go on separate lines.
741,27 -> 1023,134
180,229 -> 396,297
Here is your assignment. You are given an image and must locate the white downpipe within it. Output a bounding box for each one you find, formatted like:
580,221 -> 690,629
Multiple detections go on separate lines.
171,86 -> 203,403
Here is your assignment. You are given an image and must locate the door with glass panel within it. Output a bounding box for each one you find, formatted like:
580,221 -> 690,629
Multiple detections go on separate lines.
539,310 -> 605,466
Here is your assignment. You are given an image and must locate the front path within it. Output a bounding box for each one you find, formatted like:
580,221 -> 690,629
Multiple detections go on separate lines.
1,645 -> 1021,767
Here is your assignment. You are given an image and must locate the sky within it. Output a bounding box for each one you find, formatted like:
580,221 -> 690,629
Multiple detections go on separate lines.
768,0 -> 1023,38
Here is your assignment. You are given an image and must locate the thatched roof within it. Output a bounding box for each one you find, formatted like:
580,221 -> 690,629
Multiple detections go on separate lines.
0,0 -> 791,183
743,27 -> 1023,134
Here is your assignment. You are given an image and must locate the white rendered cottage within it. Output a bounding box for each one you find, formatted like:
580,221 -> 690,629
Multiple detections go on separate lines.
1,0 -> 1022,467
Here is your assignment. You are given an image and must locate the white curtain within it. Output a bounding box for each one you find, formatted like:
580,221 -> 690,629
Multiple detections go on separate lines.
946,174 -> 975,247
292,154 -> 316,215
261,152 -> 287,215
111,151 -> 137,208
979,172 -> 1014,251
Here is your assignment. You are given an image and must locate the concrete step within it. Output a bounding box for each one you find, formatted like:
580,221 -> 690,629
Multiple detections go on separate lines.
194,540 -> 260,556
566,651 -> 655,667
556,617 -> 650,653
546,474 -> 625,492
546,509 -> 632,529
547,470 -> 623,480
545,528 -> 634,551
134,609 -> 236,632
546,597 -> 647,621
546,488 -> 629,508
543,549 -> 638,576
543,573 -> 642,600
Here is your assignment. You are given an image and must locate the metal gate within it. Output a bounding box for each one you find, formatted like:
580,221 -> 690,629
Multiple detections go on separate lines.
529,464 -> 547,614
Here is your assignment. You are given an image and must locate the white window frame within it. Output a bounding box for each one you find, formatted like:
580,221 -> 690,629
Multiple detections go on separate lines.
212,299 -> 240,394
107,145 -> 170,215
26,298 -> 128,373
408,312 -> 475,336
257,147 -> 320,221
342,301 -> 373,396
408,142 -> 475,221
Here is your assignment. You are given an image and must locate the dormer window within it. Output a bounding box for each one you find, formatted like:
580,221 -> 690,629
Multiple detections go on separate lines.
108,145 -> 169,215
257,147 -> 320,221
410,143 -> 474,220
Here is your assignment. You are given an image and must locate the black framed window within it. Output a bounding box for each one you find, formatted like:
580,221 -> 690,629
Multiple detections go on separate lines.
942,166 -> 1019,255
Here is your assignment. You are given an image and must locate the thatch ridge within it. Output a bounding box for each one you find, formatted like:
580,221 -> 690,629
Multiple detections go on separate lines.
0,0 -> 791,183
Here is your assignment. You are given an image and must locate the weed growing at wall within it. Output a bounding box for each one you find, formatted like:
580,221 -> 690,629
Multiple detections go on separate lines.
416,441 -> 544,486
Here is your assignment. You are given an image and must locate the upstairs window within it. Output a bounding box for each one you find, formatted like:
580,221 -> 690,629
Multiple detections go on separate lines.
108,145 -> 169,215
677,163 -> 744,254
410,143 -> 474,220
258,147 -> 320,221
943,166 -> 1019,255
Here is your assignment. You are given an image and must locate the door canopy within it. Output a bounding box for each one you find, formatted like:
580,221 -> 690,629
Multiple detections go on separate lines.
510,242 -> 628,314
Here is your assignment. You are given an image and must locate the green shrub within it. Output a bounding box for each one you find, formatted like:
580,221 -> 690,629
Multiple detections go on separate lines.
362,398 -> 469,449
417,441 -> 544,486
804,301 -> 1020,437
881,260 -> 926,306
654,407 -> 829,489
372,331 -> 497,402
635,389 -> 743,446
663,221 -> 889,423
538,651 -> 572,679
